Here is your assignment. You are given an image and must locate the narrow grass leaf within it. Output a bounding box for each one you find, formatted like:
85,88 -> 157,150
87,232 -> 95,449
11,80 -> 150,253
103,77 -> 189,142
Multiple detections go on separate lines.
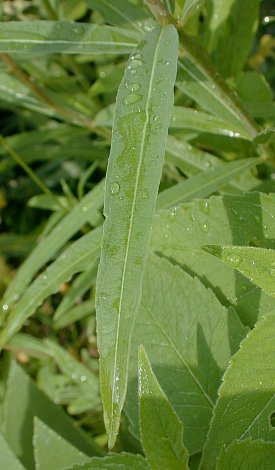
200,311 -> 275,469
0,21 -> 140,55
138,346 -> 189,470
33,418 -> 89,470
0,227 -> 102,349
96,26 -> 178,449
203,245 -> 275,298
157,158 -> 260,210
216,440 -> 275,469
3,180 -> 104,307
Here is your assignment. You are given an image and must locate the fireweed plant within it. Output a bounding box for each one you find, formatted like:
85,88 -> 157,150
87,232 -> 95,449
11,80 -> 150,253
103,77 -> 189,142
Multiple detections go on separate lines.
0,0 -> 275,468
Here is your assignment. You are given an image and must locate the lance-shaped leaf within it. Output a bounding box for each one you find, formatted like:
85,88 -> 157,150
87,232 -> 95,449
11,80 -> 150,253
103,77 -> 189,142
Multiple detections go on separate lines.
200,311 -> 275,469
96,25 -> 178,448
0,227 -> 102,349
0,21 -> 140,55
138,346 -> 189,470
157,158 -> 260,210
3,179 -> 104,307
203,246 -> 275,298
0,434 -> 25,470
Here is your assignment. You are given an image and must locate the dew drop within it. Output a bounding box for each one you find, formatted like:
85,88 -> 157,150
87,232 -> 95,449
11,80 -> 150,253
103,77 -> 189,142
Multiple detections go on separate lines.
227,255 -> 241,267
165,60 -> 170,66
82,206 -> 88,212
111,181 -> 120,195
125,81 -> 141,92
201,223 -> 209,233
43,273 -> 48,280
123,93 -> 142,105
80,375 -> 87,382
2,304 -> 9,312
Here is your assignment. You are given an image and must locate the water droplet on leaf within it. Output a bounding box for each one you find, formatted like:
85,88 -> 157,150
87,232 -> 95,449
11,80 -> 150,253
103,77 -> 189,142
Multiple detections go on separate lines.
111,182 -> 120,195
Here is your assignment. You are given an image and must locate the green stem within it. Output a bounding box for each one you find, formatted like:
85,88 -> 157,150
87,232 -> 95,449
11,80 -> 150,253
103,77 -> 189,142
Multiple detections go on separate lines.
0,137 -> 53,196
145,0 -> 178,27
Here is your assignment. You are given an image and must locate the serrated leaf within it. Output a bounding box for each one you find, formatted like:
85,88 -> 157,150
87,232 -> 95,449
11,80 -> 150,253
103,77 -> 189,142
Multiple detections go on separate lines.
33,418 -> 89,470
0,21 -> 140,55
1,361 -> 100,469
200,312 -> 275,469
203,246 -> 275,298
138,346 -> 189,470
3,180 -> 104,307
0,227 -> 101,349
157,158 -> 260,210
151,192 -> 275,327
66,453 -> 149,470
125,254 -> 247,455
0,434 -> 25,470
96,25 -> 178,448
216,440 -> 275,469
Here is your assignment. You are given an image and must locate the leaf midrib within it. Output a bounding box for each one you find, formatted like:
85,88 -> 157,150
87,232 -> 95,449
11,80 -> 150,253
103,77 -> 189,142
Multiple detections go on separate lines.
110,27 -> 165,427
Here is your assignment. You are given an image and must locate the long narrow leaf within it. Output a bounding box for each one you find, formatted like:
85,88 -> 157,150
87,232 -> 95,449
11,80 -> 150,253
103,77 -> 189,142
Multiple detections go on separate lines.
3,180 -> 104,307
0,21 -> 140,55
0,227 -> 102,349
96,25 -> 178,448
157,158 -> 260,210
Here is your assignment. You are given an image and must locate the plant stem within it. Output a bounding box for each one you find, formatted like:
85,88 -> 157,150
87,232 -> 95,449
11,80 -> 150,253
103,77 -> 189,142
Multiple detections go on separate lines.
144,0 -> 178,27
0,136 -> 53,196
0,53 -> 111,140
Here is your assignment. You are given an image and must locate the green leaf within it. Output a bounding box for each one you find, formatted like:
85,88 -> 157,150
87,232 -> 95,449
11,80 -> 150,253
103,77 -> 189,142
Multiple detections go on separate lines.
236,72 -> 275,121
0,21 -> 140,55
203,246 -> 275,298
200,312 -> 275,469
151,192 -> 275,327
176,31 -> 258,139
138,346 -> 189,470
211,0 -> 261,78
66,453 -> 149,470
165,136 -> 261,192
53,300 -> 94,329
157,158 -> 260,210
87,0 -> 154,33
0,227 -> 101,348
216,440 -> 275,469
0,434 -> 25,470
53,264 -> 97,323
181,0 -> 203,22
33,418 -> 89,470
96,25 -> 178,449
125,254 -> 247,455
1,361 -> 101,469
170,106 -> 247,138
3,180 -> 104,307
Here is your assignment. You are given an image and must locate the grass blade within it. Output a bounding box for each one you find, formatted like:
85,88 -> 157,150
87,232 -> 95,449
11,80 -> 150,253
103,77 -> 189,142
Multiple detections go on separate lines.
96,25 -> 178,448
3,180 -> 104,307
0,227 -> 102,349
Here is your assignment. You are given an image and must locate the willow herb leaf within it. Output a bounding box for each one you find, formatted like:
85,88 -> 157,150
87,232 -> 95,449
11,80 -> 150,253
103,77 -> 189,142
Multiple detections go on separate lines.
0,21 -> 140,55
96,25 -> 179,449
